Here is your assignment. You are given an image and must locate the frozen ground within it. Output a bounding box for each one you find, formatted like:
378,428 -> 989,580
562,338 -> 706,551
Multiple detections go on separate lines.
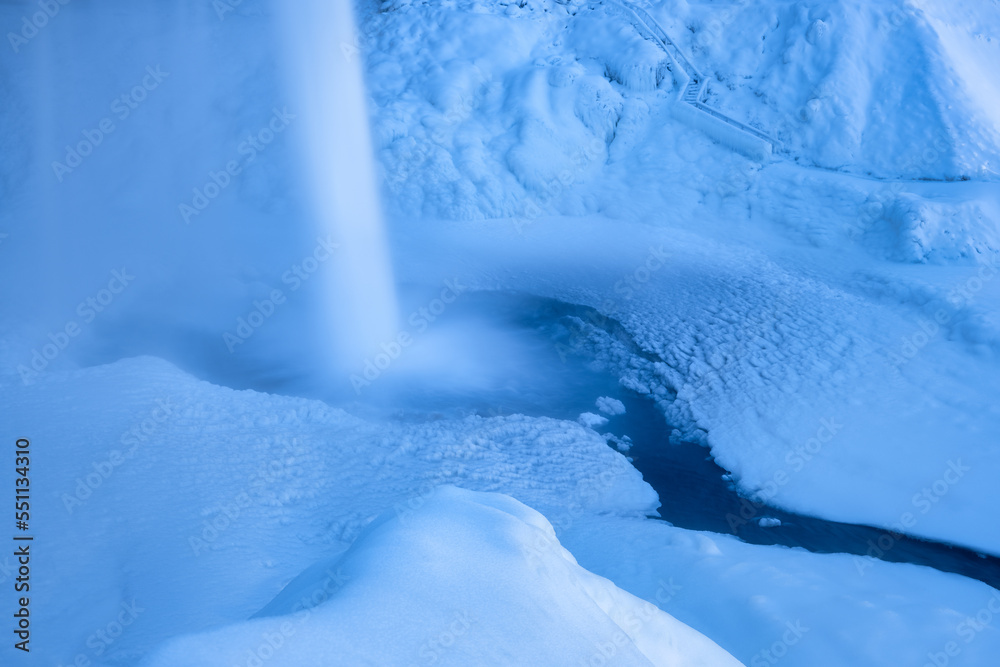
1,0 -> 999,664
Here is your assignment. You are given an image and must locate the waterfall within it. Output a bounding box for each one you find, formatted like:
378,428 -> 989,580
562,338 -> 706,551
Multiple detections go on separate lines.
277,0 -> 400,383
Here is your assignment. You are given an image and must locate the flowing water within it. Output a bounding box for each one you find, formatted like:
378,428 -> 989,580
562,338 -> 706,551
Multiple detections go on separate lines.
144,276 -> 1000,590
342,290 -> 1000,591
276,0 -> 400,374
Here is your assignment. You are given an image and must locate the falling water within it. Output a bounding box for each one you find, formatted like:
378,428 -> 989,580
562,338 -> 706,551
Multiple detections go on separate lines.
277,0 -> 399,381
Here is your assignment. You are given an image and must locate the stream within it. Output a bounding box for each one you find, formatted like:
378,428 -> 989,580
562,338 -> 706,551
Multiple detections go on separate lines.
158,287 -> 1000,591
369,290 -> 1000,591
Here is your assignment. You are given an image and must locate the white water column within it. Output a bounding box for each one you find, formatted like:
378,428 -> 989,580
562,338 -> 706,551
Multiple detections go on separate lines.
277,0 -> 400,380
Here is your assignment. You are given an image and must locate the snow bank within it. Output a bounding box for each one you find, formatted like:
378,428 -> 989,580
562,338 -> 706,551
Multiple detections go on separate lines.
143,487 -> 742,667
0,356 -> 657,664
862,191 -> 1000,264
672,100 -> 774,162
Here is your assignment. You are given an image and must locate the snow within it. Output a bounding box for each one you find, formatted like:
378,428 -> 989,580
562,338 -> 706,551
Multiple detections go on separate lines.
143,486 -> 741,667
352,0 -> 1000,555
361,0 -> 1000,226
2,0 -> 1000,664
597,395 -> 627,415
651,0 -> 1000,179
390,212 -> 1000,554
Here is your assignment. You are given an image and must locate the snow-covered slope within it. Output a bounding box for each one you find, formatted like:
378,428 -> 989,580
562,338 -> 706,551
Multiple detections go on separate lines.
562,513 -> 1000,667
654,0 -> 1000,179
143,486 -> 742,667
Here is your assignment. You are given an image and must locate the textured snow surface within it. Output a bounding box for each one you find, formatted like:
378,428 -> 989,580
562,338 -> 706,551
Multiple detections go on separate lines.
597,395 -> 627,415
561,514 -> 1000,667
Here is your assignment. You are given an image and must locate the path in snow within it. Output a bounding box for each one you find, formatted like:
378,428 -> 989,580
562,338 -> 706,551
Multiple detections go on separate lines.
600,0 -> 780,154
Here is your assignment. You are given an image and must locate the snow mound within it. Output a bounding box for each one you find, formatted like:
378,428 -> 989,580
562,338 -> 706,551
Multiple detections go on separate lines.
571,6 -> 674,93
143,486 -> 742,667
